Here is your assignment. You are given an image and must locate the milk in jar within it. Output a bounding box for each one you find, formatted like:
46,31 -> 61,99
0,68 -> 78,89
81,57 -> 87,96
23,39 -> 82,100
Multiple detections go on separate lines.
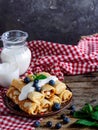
0,30 -> 31,75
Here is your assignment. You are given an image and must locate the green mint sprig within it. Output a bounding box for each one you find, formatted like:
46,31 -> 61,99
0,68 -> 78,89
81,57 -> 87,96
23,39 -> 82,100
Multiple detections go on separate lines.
33,74 -> 47,80
73,103 -> 98,127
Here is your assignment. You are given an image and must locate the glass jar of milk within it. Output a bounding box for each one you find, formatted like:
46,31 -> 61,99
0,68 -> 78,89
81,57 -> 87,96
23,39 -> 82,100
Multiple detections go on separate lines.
0,30 -> 31,75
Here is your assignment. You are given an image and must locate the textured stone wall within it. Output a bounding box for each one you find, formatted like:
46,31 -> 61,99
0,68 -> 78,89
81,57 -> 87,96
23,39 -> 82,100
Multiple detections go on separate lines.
0,0 -> 98,46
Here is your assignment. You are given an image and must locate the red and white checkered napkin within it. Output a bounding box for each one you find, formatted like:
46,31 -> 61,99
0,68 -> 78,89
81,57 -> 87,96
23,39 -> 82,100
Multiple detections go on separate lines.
0,34 -> 98,130
26,34 -> 98,81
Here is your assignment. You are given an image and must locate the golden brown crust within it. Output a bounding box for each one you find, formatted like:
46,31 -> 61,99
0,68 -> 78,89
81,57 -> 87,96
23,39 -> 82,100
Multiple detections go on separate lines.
11,79 -> 26,92
59,90 -> 72,103
54,80 -> 66,94
41,84 -> 56,98
28,91 -> 44,104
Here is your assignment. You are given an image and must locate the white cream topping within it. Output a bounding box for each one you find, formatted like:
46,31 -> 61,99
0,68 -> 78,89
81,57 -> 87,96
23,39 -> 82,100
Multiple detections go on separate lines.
19,76 -> 58,101
19,82 -> 34,101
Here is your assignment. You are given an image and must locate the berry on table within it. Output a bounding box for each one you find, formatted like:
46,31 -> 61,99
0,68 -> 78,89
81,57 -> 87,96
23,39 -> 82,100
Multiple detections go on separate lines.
70,105 -> 76,111
49,80 -> 55,86
70,109 -> 75,115
33,120 -> 40,127
63,117 -> 70,124
60,114 -> 66,119
24,77 -> 31,83
52,103 -> 61,111
46,121 -> 52,127
55,122 -> 62,129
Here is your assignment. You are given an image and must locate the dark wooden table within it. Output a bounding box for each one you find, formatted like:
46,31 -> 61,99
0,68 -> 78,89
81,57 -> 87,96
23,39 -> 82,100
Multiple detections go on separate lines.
37,72 -> 98,130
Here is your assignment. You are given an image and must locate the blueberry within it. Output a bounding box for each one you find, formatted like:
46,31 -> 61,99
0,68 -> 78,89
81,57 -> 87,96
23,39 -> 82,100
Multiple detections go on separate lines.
35,87 -> 41,92
24,77 -> 31,83
70,110 -> 75,115
49,80 -> 55,86
55,122 -> 62,129
34,79 -> 39,83
60,114 -> 66,119
63,117 -> 70,124
46,121 -> 52,127
70,105 -> 76,111
33,120 -> 40,127
33,83 -> 39,88
52,103 -> 61,111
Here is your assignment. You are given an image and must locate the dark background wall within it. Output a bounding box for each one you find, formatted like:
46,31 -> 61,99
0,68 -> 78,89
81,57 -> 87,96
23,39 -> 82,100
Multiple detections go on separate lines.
0,0 -> 98,46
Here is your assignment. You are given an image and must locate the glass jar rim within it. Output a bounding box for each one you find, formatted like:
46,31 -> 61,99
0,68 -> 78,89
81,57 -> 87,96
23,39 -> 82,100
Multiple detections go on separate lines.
1,30 -> 28,43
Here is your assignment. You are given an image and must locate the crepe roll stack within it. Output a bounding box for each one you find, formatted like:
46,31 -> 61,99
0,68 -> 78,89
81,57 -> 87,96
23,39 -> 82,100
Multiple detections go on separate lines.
6,72 -> 72,115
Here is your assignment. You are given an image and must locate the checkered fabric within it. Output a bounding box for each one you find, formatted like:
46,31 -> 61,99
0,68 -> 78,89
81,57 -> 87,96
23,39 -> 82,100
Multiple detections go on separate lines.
0,34 -> 98,130
25,34 -> 98,81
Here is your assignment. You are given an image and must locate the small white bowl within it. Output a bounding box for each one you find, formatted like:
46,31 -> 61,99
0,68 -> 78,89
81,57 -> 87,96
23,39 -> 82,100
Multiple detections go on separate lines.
0,62 -> 19,87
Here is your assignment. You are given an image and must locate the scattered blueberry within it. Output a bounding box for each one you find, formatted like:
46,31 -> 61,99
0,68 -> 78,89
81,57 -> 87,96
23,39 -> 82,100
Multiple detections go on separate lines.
24,77 -> 31,83
52,103 -> 61,111
60,114 -> 66,119
63,117 -> 70,124
35,87 -> 41,92
33,120 -> 40,127
46,121 -> 52,127
49,80 -> 55,86
70,105 -> 76,111
70,110 -> 75,115
34,79 -> 39,83
55,122 -> 62,129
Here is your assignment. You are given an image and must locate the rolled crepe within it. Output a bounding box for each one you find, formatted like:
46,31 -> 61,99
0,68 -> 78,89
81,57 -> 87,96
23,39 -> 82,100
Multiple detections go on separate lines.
39,99 -> 52,113
27,91 -> 44,104
6,86 -> 40,115
18,99 -> 40,115
59,90 -> 72,103
41,84 -> 56,99
38,72 -> 51,77
54,80 -> 66,94
49,95 -> 61,105
11,79 -> 26,92
6,86 -> 20,104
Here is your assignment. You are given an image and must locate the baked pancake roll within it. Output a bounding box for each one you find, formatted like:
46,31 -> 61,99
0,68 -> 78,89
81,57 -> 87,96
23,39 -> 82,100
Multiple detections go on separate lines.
27,91 -> 44,104
38,72 -> 51,77
18,99 -> 40,115
49,95 -> 61,105
39,99 -> 52,113
54,80 -> 66,94
11,79 -> 26,92
6,86 -> 20,104
59,90 -> 72,103
41,84 -> 56,99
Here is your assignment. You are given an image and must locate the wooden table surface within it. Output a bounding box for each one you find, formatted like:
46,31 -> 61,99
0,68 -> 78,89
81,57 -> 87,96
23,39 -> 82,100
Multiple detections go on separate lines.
37,72 -> 98,130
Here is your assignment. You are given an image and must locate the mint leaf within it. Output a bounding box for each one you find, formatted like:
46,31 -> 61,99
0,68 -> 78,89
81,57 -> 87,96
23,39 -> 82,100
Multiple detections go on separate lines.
91,111 -> 98,121
32,74 -> 37,80
73,111 -> 90,119
75,119 -> 98,127
94,105 -> 98,111
35,74 -> 47,80
81,103 -> 93,114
